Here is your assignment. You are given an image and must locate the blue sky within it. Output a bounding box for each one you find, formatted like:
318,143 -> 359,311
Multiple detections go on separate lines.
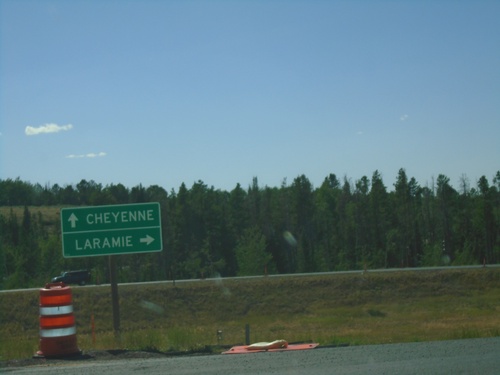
1,1 -> 499,193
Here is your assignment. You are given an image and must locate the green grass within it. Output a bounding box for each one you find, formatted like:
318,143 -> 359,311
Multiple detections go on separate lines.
1,268 -> 499,361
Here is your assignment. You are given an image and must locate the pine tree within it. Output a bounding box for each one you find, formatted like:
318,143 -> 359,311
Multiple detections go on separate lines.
235,226 -> 273,276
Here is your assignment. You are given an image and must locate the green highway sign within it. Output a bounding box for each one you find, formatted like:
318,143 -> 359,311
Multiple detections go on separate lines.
61,203 -> 162,258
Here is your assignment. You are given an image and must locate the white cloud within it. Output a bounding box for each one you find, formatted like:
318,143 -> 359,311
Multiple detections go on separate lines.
66,152 -> 107,159
25,123 -> 73,135
400,114 -> 409,121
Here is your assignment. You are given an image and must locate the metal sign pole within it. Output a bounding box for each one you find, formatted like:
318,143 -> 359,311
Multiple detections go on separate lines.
109,255 -> 120,341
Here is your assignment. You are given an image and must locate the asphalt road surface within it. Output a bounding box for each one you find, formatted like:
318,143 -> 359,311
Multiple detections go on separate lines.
4,337 -> 500,375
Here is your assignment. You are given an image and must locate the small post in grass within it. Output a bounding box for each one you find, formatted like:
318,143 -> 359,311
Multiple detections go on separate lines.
245,324 -> 250,345
91,313 -> 96,346
217,329 -> 223,344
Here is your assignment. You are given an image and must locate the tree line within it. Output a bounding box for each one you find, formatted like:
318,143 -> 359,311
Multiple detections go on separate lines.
1,170 -> 499,289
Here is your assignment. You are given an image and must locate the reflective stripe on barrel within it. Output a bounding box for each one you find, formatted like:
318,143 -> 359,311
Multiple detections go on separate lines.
40,326 -> 77,338
40,305 -> 73,315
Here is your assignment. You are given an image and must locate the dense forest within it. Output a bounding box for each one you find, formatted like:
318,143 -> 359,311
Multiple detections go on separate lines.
1,169 -> 499,289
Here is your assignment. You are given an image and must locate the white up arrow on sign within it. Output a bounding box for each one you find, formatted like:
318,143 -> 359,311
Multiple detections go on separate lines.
68,213 -> 78,228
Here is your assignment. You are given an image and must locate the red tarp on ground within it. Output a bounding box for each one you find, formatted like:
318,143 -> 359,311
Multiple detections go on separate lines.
222,343 -> 319,354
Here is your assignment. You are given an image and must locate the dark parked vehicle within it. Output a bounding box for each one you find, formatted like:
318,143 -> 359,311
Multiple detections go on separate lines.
51,270 -> 91,286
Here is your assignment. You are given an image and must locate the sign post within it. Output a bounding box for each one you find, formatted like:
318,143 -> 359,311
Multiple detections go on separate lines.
109,255 -> 120,339
60,203 -> 163,337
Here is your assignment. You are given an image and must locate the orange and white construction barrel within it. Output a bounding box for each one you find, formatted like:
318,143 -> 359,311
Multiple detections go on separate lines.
35,282 -> 81,358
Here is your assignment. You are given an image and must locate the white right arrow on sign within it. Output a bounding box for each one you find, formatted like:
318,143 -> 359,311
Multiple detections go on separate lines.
140,235 -> 154,245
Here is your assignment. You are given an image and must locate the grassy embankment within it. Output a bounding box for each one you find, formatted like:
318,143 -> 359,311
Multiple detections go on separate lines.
1,268 -> 499,361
